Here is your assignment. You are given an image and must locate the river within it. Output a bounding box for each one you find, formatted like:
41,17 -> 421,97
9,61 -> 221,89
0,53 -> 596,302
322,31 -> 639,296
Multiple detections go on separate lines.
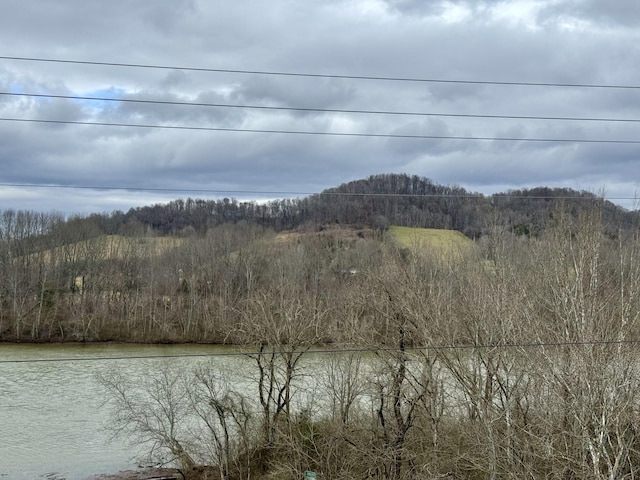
0,343 -> 243,480
0,342 -> 539,479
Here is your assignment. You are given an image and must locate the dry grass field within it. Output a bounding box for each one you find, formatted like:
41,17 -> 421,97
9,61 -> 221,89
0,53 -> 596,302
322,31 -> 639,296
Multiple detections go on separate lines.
28,235 -> 184,264
388,225 -> 473,258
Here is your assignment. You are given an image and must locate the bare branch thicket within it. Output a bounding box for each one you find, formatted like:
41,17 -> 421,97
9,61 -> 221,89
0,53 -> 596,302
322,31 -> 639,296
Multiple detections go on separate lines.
521,207 -> 640,480
92,208 -> 640,479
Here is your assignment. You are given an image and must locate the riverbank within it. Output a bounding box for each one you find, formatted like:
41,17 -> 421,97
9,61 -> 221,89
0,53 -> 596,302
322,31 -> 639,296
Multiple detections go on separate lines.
86,468 -> 181,480
86,465 -> 220,480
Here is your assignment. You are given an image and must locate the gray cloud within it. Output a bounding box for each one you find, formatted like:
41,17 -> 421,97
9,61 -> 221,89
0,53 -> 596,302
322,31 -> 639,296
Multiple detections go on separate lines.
0,0 -> 639,215
538,0 -> 640,28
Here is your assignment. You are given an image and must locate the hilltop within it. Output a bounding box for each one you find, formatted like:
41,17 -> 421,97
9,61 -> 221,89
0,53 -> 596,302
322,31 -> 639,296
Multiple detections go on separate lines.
0,174 -> 623,249
110,173 -> 636,239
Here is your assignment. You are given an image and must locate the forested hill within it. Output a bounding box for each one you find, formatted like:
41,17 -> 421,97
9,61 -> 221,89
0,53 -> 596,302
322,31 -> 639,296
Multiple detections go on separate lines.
116,174 -> 635,238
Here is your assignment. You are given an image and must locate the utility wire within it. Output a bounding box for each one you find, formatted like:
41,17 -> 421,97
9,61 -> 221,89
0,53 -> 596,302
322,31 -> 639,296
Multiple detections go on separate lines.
0,183 -> 314,196
4,91 -> 640,124
2,55 -> 640,90
2,117 -> 640,144
0,182 -> 630,202
1,338 -> 639,364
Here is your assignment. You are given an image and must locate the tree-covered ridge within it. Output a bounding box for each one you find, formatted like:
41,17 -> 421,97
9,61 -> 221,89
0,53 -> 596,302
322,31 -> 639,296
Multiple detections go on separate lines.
1,174 -> 635,256
116,173 -> 635,238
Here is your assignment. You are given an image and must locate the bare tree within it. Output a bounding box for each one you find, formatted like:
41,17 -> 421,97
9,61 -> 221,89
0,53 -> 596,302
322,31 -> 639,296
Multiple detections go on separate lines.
98,366 -> 197,470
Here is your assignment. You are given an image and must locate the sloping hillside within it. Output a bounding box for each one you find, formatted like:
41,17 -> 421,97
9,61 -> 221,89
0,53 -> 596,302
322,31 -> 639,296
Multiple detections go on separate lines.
26,234 -> 183,264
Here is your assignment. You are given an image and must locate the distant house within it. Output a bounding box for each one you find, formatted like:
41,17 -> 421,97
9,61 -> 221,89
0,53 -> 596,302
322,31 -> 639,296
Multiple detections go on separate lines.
73,275 -> 85,295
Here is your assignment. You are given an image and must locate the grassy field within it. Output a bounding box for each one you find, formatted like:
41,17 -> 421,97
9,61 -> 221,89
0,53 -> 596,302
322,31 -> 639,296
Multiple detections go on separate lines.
388,226 -> 473,257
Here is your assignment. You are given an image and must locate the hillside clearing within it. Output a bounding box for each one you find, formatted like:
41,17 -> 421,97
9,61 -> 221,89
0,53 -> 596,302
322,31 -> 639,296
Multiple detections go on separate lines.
389,226 -> 473,256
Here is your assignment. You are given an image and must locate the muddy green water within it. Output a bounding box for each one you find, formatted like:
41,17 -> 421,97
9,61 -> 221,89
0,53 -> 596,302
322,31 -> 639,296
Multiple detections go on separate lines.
0,343 -> 239,480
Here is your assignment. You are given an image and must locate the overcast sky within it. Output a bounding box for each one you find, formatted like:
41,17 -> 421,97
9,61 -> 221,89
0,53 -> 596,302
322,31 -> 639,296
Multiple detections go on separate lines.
1,0 -> 640,215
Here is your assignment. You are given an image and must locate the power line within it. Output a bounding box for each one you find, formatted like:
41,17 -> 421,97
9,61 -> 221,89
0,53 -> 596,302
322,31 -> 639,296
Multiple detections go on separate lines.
0,182 -> 632,202
1,338 -> 638,364
0,183 -> 312,196
2,55 -> 640,90
4,91 -> 640,124
2,117 -> 640,144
